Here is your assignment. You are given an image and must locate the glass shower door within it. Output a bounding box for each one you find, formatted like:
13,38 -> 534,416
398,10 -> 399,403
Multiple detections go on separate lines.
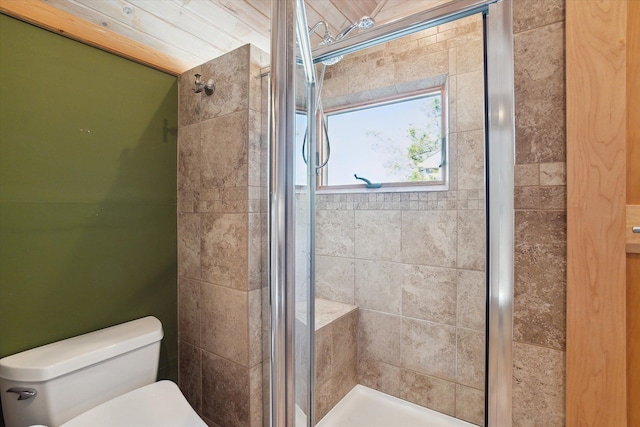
311,12 -> 488,427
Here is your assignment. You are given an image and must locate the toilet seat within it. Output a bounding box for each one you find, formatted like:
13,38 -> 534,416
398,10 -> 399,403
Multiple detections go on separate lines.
59,380 -> 207,427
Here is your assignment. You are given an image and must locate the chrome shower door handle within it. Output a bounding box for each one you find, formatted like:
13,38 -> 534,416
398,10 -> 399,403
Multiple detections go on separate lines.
6,387 -> 37,400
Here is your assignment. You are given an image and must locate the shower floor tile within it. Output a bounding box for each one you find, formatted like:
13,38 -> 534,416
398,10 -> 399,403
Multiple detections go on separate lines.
314,385 -> 476,427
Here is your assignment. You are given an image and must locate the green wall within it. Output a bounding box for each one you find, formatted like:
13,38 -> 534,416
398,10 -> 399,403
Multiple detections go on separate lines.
0,15 -> 178,383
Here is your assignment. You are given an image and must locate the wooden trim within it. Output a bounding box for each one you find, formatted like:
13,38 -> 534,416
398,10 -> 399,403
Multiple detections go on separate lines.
566,0 -> 627,425
628,254 -> 640,427
628,205 -> 640,254
628,0 -> 640,206
627,0 -> 640,423
0,0 -> 189,75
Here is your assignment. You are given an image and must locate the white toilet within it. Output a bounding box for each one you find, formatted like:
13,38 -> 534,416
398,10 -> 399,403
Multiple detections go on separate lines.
0,316 -> 206,427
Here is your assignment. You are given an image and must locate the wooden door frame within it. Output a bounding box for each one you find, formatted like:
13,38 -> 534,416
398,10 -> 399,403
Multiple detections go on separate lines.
566,0 -> 628,425
626,0 -> 640,424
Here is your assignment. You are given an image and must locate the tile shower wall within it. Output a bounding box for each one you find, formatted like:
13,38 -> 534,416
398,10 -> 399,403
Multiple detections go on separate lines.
512,0 -> 566,425
315,16 -> 486,426
176,44 -> 268,427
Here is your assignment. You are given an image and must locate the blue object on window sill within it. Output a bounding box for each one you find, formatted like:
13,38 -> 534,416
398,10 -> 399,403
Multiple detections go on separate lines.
354,174 -> 382,188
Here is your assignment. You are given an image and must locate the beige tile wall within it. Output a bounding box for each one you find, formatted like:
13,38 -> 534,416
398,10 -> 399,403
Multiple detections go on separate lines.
512,0 -> 566,425
315,15 -> 486,426
177,44 -> 268,427
317,3 -> 568,424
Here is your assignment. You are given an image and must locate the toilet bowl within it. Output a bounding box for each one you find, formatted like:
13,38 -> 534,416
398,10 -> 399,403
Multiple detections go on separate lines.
0,317 -> 205,427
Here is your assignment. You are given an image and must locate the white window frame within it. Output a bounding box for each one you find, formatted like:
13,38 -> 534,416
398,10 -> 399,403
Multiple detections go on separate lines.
316,86 -> 448,193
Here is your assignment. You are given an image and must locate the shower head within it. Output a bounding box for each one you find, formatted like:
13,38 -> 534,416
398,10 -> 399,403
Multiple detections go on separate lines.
309,15 -> 375,66
309,24 -> 343,65
315,33 -> 343,65
336,16 -> 376,40
308,19 -> 341,65
357,16 -> 375,30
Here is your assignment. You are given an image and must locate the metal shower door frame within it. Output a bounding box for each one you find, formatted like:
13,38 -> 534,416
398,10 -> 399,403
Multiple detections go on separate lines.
269,0 -> 515,425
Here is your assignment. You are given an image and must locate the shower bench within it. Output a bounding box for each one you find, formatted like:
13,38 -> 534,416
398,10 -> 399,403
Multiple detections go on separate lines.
314,298 -> 358,423
295,298 -> 358,423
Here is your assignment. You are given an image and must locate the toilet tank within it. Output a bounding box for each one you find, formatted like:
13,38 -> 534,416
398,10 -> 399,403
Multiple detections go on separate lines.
0,316 -> 163,427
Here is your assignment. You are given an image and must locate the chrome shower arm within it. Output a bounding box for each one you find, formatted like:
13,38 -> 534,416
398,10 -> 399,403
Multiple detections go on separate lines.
308,20 -> 330,38
336,23 -> 357,40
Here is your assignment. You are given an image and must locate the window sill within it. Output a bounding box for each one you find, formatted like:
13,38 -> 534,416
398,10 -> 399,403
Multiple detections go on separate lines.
314,182 -> 449,194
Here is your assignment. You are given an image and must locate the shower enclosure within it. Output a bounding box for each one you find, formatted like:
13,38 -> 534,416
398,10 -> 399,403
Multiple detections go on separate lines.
268,0 -> 514,425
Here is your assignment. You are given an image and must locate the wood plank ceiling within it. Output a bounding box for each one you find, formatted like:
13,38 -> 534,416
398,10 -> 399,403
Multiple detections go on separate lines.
2,0 -> 451,74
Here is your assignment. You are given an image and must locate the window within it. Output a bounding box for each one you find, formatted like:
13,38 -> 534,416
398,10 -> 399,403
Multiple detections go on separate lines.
320,88 -> 446,191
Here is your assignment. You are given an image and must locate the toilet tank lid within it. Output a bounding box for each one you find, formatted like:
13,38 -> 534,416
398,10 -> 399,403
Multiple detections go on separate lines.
0,316 -> 163,382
